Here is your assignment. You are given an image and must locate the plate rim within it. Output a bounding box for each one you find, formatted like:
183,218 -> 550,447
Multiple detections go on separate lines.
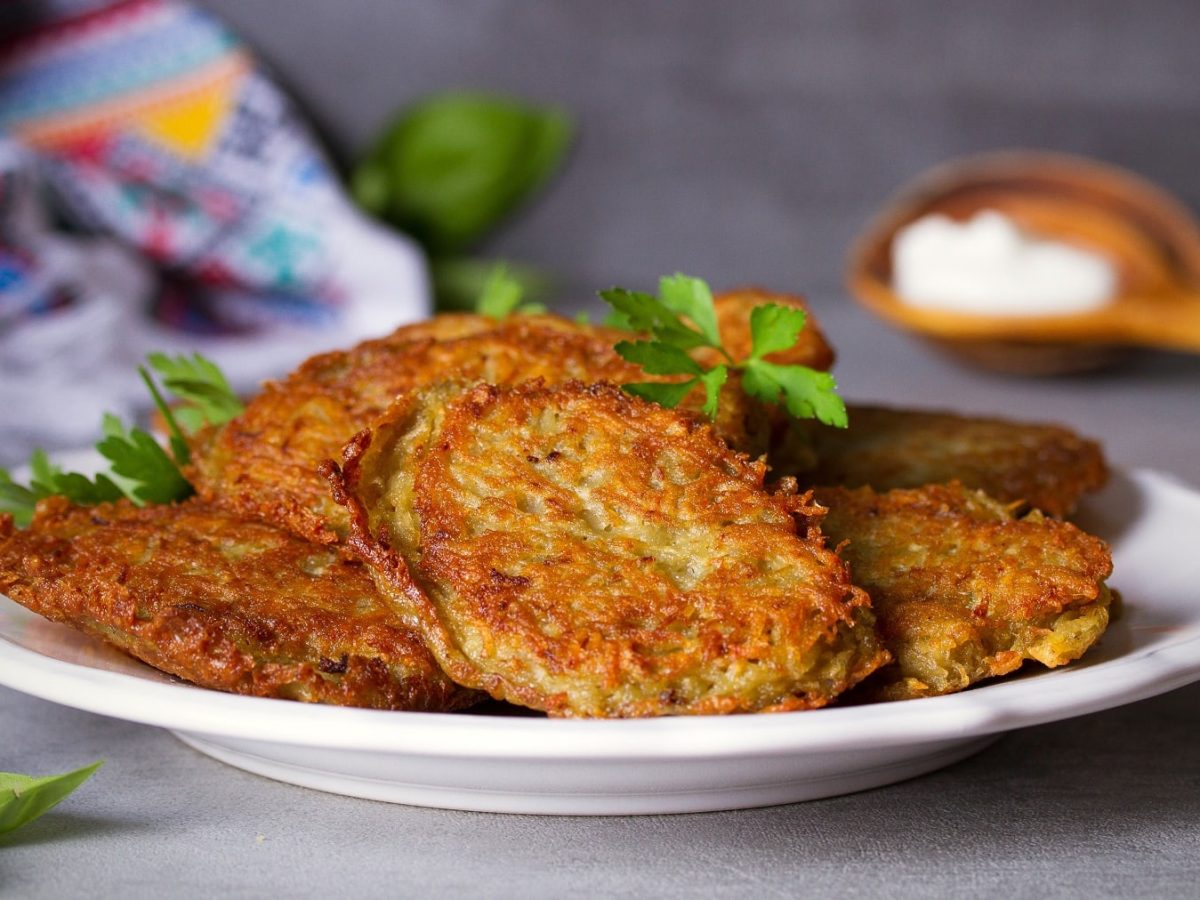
2,467 -> 1198,761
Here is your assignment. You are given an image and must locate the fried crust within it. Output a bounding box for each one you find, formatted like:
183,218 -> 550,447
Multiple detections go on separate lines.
815,483 -> 1112,702
778,404 -> 1108,517
327,381 -> 889,718
0,498 -> 479,711
189,314 -> 765,544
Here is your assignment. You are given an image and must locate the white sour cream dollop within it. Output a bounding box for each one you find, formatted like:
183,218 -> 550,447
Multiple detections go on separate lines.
891,210 -> 1117,315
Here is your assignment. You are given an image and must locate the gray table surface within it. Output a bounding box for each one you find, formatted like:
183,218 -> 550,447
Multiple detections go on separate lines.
3,2 -> 1200,897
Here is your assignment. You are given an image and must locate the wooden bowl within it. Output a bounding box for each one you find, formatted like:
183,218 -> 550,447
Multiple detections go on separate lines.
846,151 -> 1200,374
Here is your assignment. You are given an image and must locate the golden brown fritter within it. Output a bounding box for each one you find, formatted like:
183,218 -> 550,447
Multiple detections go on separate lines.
189,314 -> 766,545
703,289 -> 836,371
327,380 -> 889,718
0,498 -> 479,711
816,483 -> 1112,702
777,404 -> 1108,518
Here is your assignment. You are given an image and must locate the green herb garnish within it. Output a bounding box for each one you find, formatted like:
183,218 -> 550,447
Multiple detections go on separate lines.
0,761 -> 102,836
0,353 -> 242,527
0,470 -> 37,528
0,452 -> 124,527
145,353 -> 243,435
97,414 -> 192,505
476,263 -> 548,319
600,274 -> 847,427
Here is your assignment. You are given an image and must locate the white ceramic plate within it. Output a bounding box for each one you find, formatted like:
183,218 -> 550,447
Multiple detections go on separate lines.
2,468 -> 1199,815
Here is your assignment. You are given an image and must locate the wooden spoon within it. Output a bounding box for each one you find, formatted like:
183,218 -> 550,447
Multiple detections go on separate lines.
846,151 -> 1200,373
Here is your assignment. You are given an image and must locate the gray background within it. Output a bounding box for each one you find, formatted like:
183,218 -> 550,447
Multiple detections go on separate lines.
3,2 -> 1199,897
211,0 -> 1200,297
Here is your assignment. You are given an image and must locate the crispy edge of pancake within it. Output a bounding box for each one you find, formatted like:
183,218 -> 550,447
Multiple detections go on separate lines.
816,483 -> 1112,702
0,498 -> 479,711
324,380 -> 889,718
775,404 -> 1109,518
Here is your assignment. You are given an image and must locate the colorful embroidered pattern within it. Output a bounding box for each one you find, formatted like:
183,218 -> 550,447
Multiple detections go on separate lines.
0,0 -> 357,333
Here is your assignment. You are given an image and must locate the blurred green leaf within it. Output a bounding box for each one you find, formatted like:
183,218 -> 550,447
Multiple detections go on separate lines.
432,257 -> 555,313
352,92 -> 573,256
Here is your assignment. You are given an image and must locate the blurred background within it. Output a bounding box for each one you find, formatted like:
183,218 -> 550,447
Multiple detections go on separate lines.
208,0 -> 1200,298
2,0 -> 1197,470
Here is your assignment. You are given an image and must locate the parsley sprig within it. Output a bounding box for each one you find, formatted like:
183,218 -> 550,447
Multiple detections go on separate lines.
0,353 -> 244,527
144,353 -> 243,435
475,263 -> 547,319
600,274 -> 847,427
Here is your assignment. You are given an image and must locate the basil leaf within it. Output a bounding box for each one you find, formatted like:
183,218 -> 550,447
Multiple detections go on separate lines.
352,91 -> 573,255
0,761 -> 102,835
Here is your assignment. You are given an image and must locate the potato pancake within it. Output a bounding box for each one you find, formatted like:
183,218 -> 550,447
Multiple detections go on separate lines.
816,483 -> 1112,702
0,498 -> 479,711
189,314 -> 765,544
778,405 -> 1108,517
327,380 -> 889,718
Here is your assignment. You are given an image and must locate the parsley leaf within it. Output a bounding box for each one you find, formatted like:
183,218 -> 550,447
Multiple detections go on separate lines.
0,761 -> 102,835
27,450 -> 125,507
748,304 -> 807,360
698,365 -> 729,420
0,450 -> 123,528
600,274 -> 847,427
476,263 -> 548,319
138,367 -> 191,466
145,353 -> 243,435
603,308 -> 633,330
1,351 -> 241,527
430,257 -> 555,313
599,287 -> 712,351
96,415 -> 194,505
613,340 -> 704,376
742,359 -> 847,427
0,469 -> 38,528
658,273 -> 721,346
622,380 -> 699,409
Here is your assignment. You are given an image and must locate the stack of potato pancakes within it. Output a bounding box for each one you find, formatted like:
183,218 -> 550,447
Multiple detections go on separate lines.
0,292 -> 1112,716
